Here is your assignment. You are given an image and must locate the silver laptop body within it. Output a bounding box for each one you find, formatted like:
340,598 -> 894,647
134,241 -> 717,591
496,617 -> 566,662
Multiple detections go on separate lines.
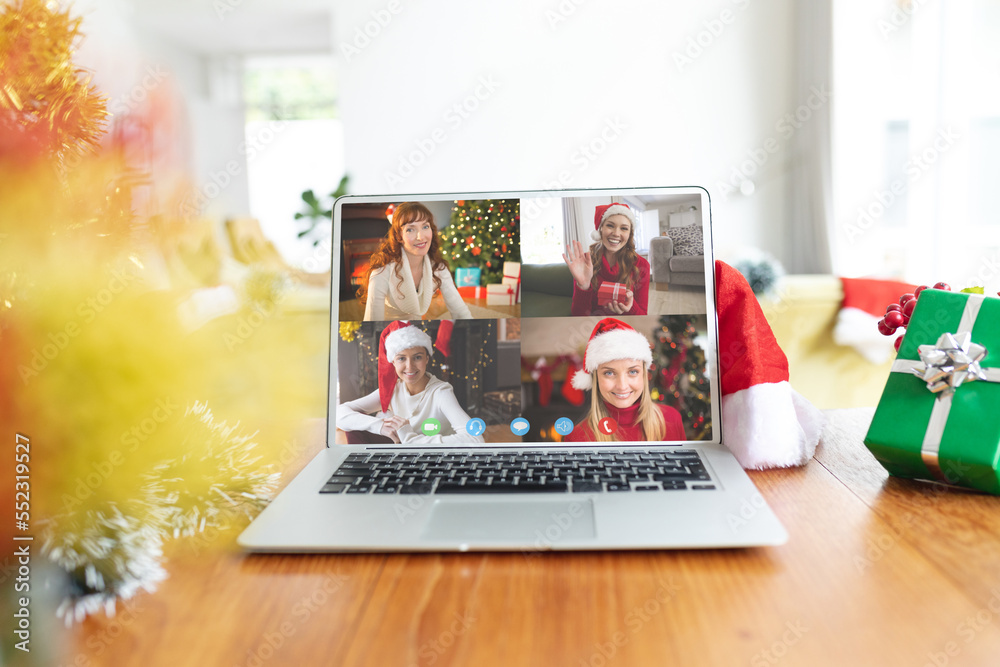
239,186 -> 787,552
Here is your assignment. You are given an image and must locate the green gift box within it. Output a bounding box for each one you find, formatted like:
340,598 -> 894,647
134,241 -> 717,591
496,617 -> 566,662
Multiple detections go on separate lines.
864,289 -> 1000,494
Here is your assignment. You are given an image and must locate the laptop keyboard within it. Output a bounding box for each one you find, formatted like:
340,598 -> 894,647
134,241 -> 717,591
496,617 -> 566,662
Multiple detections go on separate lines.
319,449 -> 715,495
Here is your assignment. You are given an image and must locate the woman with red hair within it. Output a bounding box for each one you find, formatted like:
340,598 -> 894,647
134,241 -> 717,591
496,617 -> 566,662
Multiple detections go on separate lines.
358,202 -> 472,320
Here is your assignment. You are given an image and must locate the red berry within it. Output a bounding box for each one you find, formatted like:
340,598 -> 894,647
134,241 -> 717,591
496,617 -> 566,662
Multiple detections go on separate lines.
899,293 -> 916,306
894,335 -> 904,352
903,299 -> 916,319
878,319 -> 897,336
885,310 -> 904,328
914,285 -> 928,298
933,282 -> 951,291
886,303 -> 902,314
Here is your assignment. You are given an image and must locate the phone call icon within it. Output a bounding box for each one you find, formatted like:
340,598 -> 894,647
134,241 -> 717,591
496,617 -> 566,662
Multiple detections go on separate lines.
598,417 -> 618,435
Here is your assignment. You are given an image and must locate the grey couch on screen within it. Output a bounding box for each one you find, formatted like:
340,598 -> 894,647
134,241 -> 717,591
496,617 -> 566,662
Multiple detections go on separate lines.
649,236 -> 705,287
521,263 -> 574,317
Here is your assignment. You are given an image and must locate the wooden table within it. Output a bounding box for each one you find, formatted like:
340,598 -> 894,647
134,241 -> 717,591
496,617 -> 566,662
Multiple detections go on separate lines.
64,409 -> 1000,666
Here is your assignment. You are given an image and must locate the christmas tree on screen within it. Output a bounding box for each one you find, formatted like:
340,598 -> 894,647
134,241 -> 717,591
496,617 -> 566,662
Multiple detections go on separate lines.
441,199 -> 520,285
650,316 -> 712,440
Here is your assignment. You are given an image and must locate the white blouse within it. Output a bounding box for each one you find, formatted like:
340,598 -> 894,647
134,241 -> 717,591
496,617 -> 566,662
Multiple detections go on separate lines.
336,374 -> 485,445
363,256 -> 473,321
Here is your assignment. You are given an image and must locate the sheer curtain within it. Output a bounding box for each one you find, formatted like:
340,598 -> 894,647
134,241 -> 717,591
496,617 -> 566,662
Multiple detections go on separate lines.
831,1 -> 1000,289
562,198 -> 584,249
787,0 -> 834,274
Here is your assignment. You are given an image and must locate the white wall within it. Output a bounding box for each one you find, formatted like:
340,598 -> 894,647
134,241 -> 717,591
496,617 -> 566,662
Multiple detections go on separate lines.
336,0 -> 796,267
71,0 -> 800,270
74,1 -> 253,225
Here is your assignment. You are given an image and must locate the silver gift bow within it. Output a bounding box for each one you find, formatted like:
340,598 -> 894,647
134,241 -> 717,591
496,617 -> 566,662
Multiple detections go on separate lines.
912,331 -> 988,394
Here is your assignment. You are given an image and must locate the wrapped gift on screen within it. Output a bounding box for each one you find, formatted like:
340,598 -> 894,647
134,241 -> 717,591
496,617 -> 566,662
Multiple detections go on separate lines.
486,283 -> 516,306
597,281 -> 628,307
502,261 -> 521,303
455,267 -> 481,287
864,289 -> 1000,494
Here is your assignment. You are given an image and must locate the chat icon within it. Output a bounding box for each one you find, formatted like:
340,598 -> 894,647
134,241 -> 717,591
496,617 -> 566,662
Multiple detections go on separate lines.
510,418 -> 530,436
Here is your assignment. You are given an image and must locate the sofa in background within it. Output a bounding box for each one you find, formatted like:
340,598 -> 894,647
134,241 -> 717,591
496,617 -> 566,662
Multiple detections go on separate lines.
758,275 -> 893,409
521,263 -> 574,317
649,236 -> 705,288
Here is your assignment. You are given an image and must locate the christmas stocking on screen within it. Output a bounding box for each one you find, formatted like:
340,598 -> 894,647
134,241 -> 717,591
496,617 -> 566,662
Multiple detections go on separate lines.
716,260 -> 825,469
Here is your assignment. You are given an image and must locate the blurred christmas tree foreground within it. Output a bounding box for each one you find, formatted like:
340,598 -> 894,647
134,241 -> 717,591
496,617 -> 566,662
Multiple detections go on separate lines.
0,0 -> 307,629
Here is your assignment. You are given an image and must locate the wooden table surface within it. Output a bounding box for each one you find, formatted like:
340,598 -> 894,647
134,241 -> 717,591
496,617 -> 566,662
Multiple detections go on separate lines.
63,409 -> 1000,667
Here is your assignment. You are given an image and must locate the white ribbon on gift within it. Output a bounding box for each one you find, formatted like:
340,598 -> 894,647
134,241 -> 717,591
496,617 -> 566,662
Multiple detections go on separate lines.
889,294 -> 1000,482
486,284 -> 515,305
600,281 -> 624,305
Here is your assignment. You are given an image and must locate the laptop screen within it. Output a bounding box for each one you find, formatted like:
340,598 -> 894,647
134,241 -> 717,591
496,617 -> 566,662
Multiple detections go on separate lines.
329,187 -> 719,447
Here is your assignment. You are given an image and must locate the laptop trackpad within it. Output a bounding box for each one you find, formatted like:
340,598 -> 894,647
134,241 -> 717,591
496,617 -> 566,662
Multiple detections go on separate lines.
422,498 -> 596,545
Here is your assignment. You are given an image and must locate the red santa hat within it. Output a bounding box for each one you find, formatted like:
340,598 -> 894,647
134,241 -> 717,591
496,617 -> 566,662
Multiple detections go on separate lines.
378,321 -> 434,412
715,260 -> 826,469
591,202 -> 636,242
571,318 -> 653,391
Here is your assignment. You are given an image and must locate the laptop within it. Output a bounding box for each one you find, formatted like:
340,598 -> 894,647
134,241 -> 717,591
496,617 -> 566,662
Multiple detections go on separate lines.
238,186 -> 788,552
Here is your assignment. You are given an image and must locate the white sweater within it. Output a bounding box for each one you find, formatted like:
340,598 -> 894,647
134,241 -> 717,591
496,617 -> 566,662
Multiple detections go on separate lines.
336,374 -> 485,445
363,256 -> 473,321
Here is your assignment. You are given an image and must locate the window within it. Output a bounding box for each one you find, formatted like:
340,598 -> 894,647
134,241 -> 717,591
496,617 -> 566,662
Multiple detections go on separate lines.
520,198 -> 566,265
832,0 -> 1000,288
243,55 -> 343,272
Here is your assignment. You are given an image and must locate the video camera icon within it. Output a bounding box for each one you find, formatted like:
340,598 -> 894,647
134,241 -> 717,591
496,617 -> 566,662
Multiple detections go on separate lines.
421,418 -> 442,436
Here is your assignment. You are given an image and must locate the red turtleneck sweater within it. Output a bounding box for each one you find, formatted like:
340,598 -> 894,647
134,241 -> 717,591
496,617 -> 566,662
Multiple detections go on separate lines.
571,254 -> 650,316
564,400 -> 686,443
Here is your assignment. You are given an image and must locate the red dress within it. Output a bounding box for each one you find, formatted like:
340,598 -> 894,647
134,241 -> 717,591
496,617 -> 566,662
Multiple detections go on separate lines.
570,255 -> 650,316
564,400 -> 686,443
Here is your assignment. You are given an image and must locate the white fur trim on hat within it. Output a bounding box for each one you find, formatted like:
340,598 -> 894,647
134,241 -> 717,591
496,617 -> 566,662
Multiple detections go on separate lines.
384,326 -> 433,360
571,368 -> 594,391
601,204 -> 635,225
721,381 -> 826,470
590,229 -> 603,242
571,328 -> 653,391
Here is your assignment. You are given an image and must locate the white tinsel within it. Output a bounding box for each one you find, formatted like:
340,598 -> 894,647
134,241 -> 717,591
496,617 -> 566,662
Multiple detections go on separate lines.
43,400 -> 281,625
40,504 -> 167,626
142,401 -> 281,538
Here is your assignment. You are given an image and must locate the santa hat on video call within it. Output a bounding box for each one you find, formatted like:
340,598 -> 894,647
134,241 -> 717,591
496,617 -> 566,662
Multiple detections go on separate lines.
570,318 -> 653,391
378,321 -> 434,412
591,202 -> 636,242
714,260 -> 826,469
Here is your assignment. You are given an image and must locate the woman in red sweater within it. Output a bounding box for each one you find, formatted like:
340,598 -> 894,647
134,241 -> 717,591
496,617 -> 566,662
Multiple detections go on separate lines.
564,318 -> 686,443
562,202 -> 650,316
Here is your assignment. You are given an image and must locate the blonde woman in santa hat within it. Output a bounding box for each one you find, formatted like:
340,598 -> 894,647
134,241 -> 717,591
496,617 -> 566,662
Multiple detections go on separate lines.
337,321 -> 484,445
562,202 -> 650,316
358,202 -> 473,321
564,318 -> 685,443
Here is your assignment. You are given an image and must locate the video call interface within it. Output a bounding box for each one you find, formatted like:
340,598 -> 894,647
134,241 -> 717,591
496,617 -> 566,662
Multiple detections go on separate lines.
334,192 -> 714,446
